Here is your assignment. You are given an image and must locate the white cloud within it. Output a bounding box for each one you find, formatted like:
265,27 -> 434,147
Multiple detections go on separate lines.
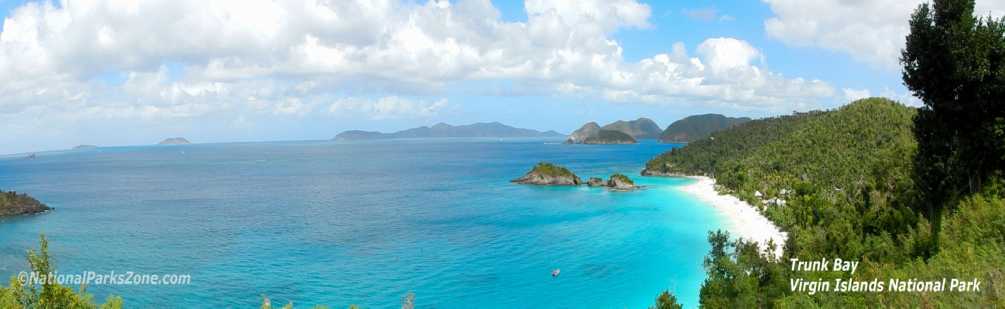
843,88 -> 871,102
329,96 -> 449,120
681,8 -> 718,22
0,0 -> 840,153
879,87 -> 923,107
681,8 -> 733,22
763,0 -> 1005,69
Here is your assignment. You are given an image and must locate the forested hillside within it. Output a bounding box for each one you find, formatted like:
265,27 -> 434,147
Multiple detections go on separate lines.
645,96 -> 1004,307
658,114 -> 750,143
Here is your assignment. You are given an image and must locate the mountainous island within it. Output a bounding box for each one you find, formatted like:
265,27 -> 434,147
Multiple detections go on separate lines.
565,118 -> 661,144
0,191 -> 50,218
158,137 -> 191,145
333,122 -> 564,141
658,114 -> 750,143
72,144 -> 97,150
600,118 -> 662,139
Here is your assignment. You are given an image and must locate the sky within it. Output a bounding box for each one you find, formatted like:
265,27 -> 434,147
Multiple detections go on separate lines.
2,0 -> 1004,154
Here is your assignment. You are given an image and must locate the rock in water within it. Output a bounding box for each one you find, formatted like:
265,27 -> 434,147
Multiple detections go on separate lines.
0,191 -> 51,218
586,177 -> 605,187
512,162 -> 582,185
606,173 -> 637,191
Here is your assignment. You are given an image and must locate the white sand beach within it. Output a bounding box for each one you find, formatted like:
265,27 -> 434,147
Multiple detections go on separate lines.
679,176 -> 788,258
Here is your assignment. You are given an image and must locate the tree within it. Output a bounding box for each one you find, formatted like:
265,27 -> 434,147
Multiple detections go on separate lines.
0,235 -> 123,309
649,290 -> 683,309
901,0 -> 1005,252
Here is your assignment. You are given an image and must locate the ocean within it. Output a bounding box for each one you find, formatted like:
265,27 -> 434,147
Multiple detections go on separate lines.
0,139 -> 723,308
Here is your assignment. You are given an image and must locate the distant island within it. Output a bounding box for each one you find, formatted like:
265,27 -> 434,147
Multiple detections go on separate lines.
72,144 -> 97,150
581,129 -> 636,144
0,191 -> 50,218
565,118 -> 661,144
333,122 -> 564,141
158,137 -> 191,145
513,162 -> 639,190
600,118 -> 662,139
659,114 -> 750,143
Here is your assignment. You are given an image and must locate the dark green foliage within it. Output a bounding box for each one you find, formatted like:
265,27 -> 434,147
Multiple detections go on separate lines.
583,129 -> 636,144
645,98 -> 916,206
902,0 -> 1005,248
0,235 -> 123,309
698,231 -> 787,309
644,93 -> 1005,306
644,110 -> 821,177
659,114 -> 751,143
649,290 -> 683,309
0,190 -> 51,217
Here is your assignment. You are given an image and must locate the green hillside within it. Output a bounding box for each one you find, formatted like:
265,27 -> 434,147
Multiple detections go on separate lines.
646,98 -> 916,204
583,129 -> 637,144
659,114 -> 751,143
601,117 -> 663,139
645,97 -> 1005,307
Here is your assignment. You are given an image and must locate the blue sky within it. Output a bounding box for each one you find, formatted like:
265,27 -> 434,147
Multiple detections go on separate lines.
3,0 -> 999,154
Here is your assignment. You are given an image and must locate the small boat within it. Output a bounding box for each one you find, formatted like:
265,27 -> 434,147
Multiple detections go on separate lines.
551,268 -> 561,278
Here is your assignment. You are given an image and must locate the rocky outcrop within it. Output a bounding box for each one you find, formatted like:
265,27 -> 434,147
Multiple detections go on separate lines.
0,191 -> 51,218
606,173 -> 638,191
512,162 -> 582,186
158,137 -> 191,145
512,163 -> 643,191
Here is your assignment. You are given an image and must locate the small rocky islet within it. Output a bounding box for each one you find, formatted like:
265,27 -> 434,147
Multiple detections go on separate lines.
512,162 -> 640,191
0,191 -> 51,218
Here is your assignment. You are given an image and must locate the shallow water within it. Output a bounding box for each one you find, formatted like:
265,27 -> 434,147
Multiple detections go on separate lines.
0,139 -> 721,308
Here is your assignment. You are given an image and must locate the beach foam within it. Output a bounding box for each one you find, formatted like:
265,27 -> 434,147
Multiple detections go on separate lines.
678,176 -> 788,258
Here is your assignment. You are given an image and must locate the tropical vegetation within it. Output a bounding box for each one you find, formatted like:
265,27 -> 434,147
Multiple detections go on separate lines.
659,114 -> 751,143
583,129 -> 637,144
644,0 -> 1005,306
0,236 -> 123,309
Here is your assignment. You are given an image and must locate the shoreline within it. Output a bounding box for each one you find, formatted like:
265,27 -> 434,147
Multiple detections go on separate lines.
677,176 -> 787,258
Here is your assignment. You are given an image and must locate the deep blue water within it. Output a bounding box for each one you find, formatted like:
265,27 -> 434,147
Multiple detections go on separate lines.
0,139 -> 722,308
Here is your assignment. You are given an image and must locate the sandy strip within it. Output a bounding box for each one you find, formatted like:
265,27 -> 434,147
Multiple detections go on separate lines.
677,176 -> 788,258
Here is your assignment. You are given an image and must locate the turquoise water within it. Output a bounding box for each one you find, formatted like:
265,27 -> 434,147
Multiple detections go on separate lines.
0,139 -> 722,308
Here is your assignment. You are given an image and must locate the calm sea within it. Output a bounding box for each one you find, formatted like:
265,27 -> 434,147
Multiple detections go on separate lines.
0,139 -> 722,308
